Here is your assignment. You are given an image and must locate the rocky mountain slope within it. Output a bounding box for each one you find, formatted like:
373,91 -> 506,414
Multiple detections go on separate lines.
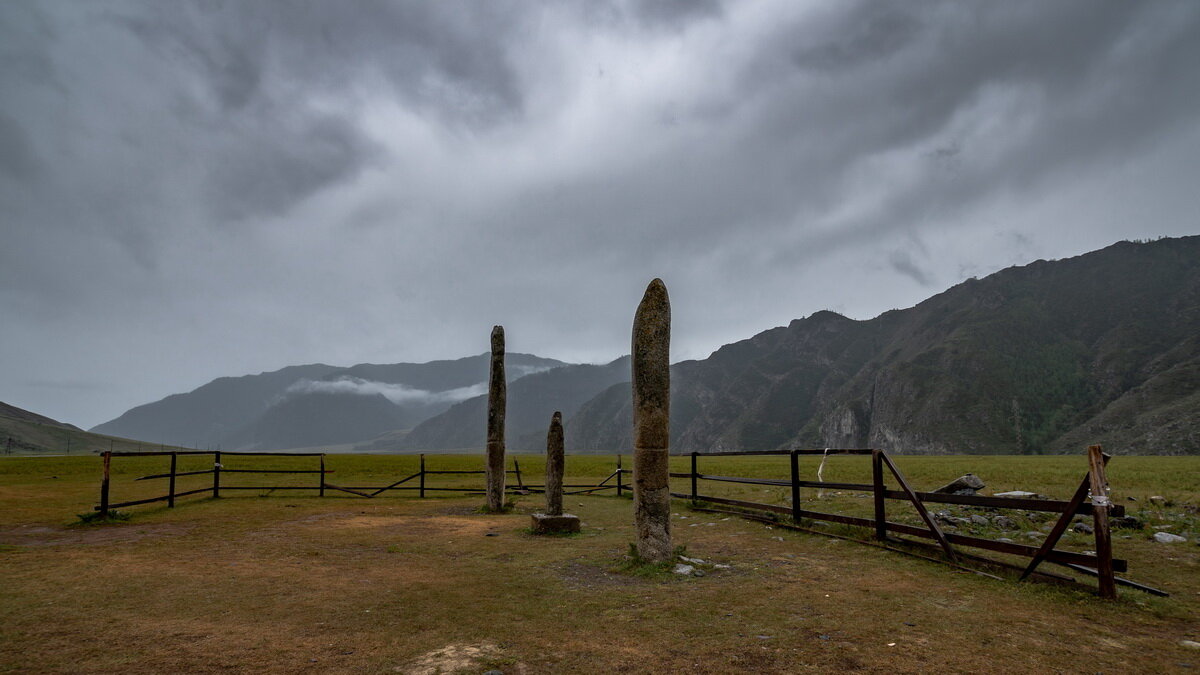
567,237 -> 1200,455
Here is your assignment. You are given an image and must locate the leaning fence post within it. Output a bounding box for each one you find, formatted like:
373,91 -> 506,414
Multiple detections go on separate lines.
168,452 -> 177,508
99,450 -> 112,518
319,454 -> 326,497
616,454 -> 623,497
419,453 -> 426,499
872,450 -> 886,540
1087,444 -> 1116,599
690,452 -> 698,504
213,450 -> 221,498
514,457 -> 524,490
789,449 -> 801,523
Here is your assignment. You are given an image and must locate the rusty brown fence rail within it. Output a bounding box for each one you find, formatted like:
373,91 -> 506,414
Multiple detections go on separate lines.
650,445 -> 1160,599
96,452 -> 626,513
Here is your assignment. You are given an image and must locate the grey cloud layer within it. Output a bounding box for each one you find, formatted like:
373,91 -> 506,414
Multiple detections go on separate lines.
2,1 -> 1198,427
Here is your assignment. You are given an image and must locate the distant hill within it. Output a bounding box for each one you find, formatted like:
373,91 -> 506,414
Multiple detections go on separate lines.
91,353 -> 568,451
1,402 -> 80,431
567,237 -> 1200,455
1,401 -> 163,455
396,357 -> 631,452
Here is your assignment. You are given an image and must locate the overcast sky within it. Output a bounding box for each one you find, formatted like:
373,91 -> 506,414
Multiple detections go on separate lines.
3,1 -> 1199,429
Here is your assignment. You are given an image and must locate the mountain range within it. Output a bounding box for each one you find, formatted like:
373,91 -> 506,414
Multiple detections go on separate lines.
73,236 -> 1200,455
90,353 -> 567,451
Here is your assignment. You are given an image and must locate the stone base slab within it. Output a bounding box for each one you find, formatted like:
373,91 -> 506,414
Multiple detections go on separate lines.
530,513 -> 581,535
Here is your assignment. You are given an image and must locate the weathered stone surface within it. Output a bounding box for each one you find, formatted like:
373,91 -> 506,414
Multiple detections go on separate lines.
1112,515 -> 1144,530
926,473 -> 984,494
485,325 -> 506,512
993,515 -> 1018,530
632,279 -> 671,563
1154,532 -> 1187,543
932,474 -> 985,495
530,512 -> 580,535
545,411 -> 564,516
1072,522 -> 1094,534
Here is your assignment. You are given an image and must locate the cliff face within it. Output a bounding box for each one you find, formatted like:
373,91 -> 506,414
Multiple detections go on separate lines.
567,237 -> 1200,455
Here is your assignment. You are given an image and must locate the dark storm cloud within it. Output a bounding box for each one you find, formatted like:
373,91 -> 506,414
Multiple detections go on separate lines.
118,1 -> 528,124
2,0 -> 1198,428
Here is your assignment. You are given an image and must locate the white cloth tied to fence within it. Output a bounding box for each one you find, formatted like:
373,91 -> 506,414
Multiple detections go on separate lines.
817,447 -> 830,498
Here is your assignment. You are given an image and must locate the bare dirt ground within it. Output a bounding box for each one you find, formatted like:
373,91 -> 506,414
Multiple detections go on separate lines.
2,453 -> 1198,674
2,493 -> 1198,674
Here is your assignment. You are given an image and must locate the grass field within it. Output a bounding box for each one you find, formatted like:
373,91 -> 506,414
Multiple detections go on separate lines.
1,452 -> 1198,673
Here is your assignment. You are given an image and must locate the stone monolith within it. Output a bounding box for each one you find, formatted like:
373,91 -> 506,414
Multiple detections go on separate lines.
632,278 -> 671,562
530,411 -> 580,534
485,325 -> 506,512
545,411 -> 564,516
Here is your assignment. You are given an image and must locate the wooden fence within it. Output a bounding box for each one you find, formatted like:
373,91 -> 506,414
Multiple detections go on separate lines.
95,446 -> 1158,598
96,451 -> 626,513
660,444 -> 1161,599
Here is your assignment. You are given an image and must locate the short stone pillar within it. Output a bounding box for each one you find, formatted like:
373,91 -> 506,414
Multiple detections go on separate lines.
531,411 -> 580,535
485,325 -> 506,512
632,278 -> 672,562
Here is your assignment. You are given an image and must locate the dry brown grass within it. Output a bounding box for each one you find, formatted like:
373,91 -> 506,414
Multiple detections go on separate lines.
1,455 -> 1198,673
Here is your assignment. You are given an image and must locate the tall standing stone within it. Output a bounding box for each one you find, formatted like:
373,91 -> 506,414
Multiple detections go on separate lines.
632,278 -> 672,563
486,325 -> 506,512
545,411 -> 564,516
530,410 -> 579,534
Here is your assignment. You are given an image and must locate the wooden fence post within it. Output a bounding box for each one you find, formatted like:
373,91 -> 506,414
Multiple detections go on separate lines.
514,458 -> 524,490
1088,444 -> 1116,599
99,450 -> 112,518
691,452 -> 699,504
168,452 -> 177,508
213,450 -> 221,498
872,450 -> 886,541
790,449 -> 801,523
319,454 -> 326,498
616,454 -> 623,497
419,454 -> 426,499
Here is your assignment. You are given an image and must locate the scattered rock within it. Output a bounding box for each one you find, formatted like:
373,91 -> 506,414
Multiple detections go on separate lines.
1072,522 -> 1094,535
1181,640 -> 1200,650
996,537 -> 1014,544
932,474 -> 986,496
993,516 -> 1018,531
679,555 -> 707,565
995,491 -> 1054,500
1112,515 -> 1144,530
1149,495 -> 1168,506
1154,532 -> 1187,544
1023,531 -> 1042,540
673,563 -> 696,576
970,514 -> 990,526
